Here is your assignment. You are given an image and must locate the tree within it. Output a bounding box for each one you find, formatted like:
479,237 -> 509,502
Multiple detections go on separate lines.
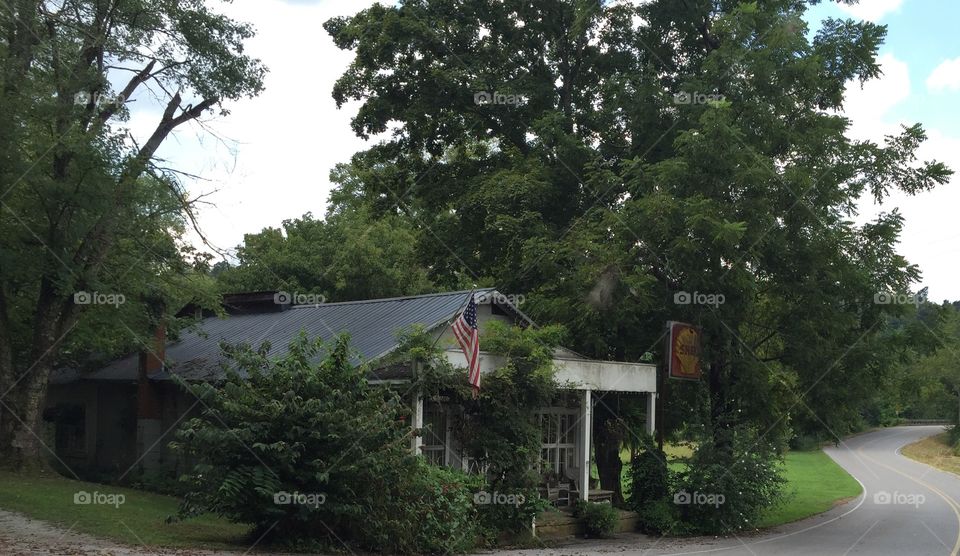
215,204 -> 434,302
325,0 -> 950,520
0,0 -> 265,470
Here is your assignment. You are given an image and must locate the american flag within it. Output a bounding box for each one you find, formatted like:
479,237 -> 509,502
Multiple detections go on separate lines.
452,294 -> 481,392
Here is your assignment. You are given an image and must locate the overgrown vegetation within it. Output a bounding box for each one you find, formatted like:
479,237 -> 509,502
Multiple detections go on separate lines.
173,334 -> 480,553
173,322 -> 573,551
573,501 -> 619,538
397,321 -> 565,535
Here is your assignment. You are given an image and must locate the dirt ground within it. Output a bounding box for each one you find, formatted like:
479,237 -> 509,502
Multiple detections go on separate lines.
0,509 -> 273,556
0,508 -> 707,556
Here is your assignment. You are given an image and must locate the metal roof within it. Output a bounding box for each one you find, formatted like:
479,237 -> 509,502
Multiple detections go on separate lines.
82,289 -> 498,383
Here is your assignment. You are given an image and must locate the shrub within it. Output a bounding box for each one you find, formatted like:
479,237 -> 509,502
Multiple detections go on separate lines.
675,427 -> 784,534
367,459 -> 483,554
172,333 -> 479,553
627,443 -> 669,513
638,498 -> 689,536
421,321 -> 563,535
574,501 -> 619,538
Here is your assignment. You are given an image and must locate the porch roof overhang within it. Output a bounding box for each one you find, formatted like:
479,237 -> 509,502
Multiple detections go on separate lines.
441,350 -> 657,393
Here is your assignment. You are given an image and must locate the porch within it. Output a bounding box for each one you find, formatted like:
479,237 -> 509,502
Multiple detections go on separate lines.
410,349 -> 658,502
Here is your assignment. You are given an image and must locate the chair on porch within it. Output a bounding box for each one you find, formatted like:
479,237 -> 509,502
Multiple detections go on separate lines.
563,466 -> 614,503
563,466 -> 581,503
539,470 -> 572,508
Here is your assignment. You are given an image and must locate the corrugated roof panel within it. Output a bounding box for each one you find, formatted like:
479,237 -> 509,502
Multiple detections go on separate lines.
84,289 -> 494,382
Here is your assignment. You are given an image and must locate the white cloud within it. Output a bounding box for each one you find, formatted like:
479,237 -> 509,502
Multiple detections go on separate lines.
837,0 -> 903,22
844,54 -> 960,300
841,53 -> 910,140
926,57 -> 960,93
121,0 -> 383,256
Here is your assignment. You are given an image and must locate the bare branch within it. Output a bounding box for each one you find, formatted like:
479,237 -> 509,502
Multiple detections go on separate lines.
92,59 -> 155,127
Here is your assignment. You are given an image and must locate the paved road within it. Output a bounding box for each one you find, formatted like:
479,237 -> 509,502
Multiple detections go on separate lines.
504,426 -> 960,556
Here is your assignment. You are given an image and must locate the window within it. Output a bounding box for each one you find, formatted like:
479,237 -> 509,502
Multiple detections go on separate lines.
47,404 -> 85,458
422,402 -> 447,466
539,410 -> 577,477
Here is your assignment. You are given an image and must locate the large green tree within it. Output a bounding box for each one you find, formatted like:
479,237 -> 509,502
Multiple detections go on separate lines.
215,202 -> 434,302
325,0 -> 950,508
0,0 -> 264,469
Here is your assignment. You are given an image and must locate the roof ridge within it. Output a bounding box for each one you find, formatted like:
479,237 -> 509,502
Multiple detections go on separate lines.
288,288 -> 495,310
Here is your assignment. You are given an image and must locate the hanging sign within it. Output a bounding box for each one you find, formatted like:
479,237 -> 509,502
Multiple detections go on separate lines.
667,321 -> 702,381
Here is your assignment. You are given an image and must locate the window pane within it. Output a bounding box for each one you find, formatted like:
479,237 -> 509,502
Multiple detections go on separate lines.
560,414 -> 575,444
423,404 -> 446,447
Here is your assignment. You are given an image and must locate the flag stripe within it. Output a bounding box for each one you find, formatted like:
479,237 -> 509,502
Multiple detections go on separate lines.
452,295 -> 481,391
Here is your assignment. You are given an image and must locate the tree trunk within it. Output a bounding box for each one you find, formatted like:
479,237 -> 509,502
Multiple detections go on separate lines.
0,368 -> 52,472
707,330 -> 736,456
0,291 -> 66,471
593,399 -> 624,505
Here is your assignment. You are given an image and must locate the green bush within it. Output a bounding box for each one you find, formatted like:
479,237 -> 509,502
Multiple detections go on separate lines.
675,427 -> 784,534
172,333 -> 479,554
573,501 -> 619,538
627,443 -> 669,513
368,460 -> 483,554
415,321 -> 563,535
789,433 -> 822,451
638,498 -> 690,536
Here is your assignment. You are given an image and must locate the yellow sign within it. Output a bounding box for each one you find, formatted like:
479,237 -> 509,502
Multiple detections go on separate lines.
668,321 -> 702,380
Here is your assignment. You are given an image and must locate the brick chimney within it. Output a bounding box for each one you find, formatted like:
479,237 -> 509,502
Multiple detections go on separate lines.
136,324 -> 165,471
137,325 -> 164,419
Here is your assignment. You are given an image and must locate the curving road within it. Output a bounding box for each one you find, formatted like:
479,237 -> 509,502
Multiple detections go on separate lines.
505,426 -> 960,556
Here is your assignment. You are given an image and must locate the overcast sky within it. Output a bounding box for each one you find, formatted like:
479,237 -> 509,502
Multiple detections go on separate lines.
124,0 -> 960,301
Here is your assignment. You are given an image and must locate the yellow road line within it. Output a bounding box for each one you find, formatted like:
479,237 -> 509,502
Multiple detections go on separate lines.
857,445 -> 960,556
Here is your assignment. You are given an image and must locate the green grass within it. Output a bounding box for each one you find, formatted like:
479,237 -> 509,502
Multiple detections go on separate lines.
0,448 -> 861,549
0,470 -> 250,549
617,445 -> 861,529
754,450 -> 862,528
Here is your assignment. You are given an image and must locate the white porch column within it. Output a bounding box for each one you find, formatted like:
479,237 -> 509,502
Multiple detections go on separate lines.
580,389 -> 592,501
646,392 -> 656,436
411,391 -> 424,454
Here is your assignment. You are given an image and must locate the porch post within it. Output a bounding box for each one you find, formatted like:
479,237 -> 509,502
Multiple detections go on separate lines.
645,392 -> 656,436
580,389 -> 592,501
411,391 -> 424,455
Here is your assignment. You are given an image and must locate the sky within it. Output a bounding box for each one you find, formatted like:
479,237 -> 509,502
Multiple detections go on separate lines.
121,0 -> 960,301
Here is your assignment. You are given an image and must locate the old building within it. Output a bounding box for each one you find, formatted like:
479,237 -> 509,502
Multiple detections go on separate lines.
46,288 -> 656,501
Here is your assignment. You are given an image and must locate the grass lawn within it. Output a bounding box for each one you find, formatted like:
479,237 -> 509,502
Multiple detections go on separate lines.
754,450 -> 862,528
618,445 -> 861,529
901,432 -> 960,475
0,470 -> 250,549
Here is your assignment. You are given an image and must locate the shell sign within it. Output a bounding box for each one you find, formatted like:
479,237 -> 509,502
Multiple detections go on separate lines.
668,321 -> 702,380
